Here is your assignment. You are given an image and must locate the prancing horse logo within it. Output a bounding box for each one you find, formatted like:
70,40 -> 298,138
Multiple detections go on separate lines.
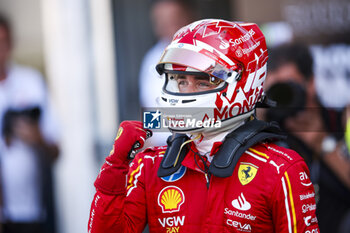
242,166 -> 252,179
238,163 -> 258,185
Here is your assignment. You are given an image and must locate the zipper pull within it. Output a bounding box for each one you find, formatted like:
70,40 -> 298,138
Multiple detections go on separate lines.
205,173 -> 210,189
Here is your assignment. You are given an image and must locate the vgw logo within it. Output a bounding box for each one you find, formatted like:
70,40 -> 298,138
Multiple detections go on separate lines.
143,110 -> 161,129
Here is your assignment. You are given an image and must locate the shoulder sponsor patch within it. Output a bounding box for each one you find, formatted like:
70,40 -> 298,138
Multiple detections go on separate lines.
299,171 -> 312,186
161,166 -> 186,182
238,162 -> 258,185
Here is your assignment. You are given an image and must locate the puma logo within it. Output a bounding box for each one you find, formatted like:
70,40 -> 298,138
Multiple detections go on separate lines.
269,160 -> 284,174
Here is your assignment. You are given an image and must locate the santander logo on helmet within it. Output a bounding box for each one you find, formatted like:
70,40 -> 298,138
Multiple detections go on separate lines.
156,19 -> 268,134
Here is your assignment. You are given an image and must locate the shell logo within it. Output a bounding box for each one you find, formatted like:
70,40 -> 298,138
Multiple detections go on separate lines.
157,186 -> 185,213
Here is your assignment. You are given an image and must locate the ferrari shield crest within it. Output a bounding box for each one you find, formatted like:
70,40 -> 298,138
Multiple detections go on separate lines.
238,163 -> 258,185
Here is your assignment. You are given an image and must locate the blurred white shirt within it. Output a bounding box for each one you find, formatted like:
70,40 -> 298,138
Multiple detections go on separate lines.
139,39 -> 169,108
139,40 -> 171,147
0,63 -> 59,222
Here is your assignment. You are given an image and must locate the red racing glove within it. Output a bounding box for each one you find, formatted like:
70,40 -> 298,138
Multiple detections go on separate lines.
94,121 -> 151,194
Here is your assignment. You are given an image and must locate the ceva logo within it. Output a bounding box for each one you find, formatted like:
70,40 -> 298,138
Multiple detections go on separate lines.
232,193 -> 251,211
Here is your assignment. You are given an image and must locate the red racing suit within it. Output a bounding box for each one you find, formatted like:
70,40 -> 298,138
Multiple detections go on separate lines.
88,142 -> 319,233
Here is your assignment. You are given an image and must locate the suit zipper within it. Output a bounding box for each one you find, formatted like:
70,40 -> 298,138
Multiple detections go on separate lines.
205,173 -> 211,189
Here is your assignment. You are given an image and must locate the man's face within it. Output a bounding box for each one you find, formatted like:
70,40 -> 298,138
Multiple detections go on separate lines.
264,62 -> 317,107
0,25 -> 12,68
171,73 -> 221,93
151,1 -> 191,41
262,61 -> 323,150
264,63 -> 306,90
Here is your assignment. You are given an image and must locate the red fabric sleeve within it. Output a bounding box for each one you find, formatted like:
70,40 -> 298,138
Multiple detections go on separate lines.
272,161 -> 319,233
88,153 -> 147,233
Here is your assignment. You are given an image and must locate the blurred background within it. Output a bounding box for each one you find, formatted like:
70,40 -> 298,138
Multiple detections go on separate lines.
0,0 -> 349,233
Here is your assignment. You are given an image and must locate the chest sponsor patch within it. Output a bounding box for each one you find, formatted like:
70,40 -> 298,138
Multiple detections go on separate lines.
238,162 -> 258,185
161,166 -> 186,182
158,186 -> 185,213
232,193 -> 251,211
158,215 -> 185,232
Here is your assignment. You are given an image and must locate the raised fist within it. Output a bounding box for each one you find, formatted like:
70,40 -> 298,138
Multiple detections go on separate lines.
94,121 -> 152,194
107,121 -> 152,162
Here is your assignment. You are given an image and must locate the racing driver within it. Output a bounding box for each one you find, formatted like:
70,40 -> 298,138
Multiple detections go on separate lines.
88,19 -> 320,233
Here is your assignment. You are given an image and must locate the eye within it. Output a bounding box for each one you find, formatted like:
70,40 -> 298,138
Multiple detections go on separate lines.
177,80 -> 188,86
198,82 -> 211,87
196,78 -> 214,89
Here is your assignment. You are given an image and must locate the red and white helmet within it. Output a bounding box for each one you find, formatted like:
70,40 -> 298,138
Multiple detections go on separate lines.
156,19 -> 268,134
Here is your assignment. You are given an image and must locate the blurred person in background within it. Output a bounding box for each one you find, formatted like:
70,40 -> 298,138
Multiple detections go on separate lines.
260,43 -> 350,233
139,0 -> 194,108
139,0 -> 195,148
0,14 -> 59,233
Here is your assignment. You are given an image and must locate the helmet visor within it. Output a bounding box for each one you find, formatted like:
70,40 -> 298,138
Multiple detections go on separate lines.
164,72 -> 225,94
158,47 -> 239,82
